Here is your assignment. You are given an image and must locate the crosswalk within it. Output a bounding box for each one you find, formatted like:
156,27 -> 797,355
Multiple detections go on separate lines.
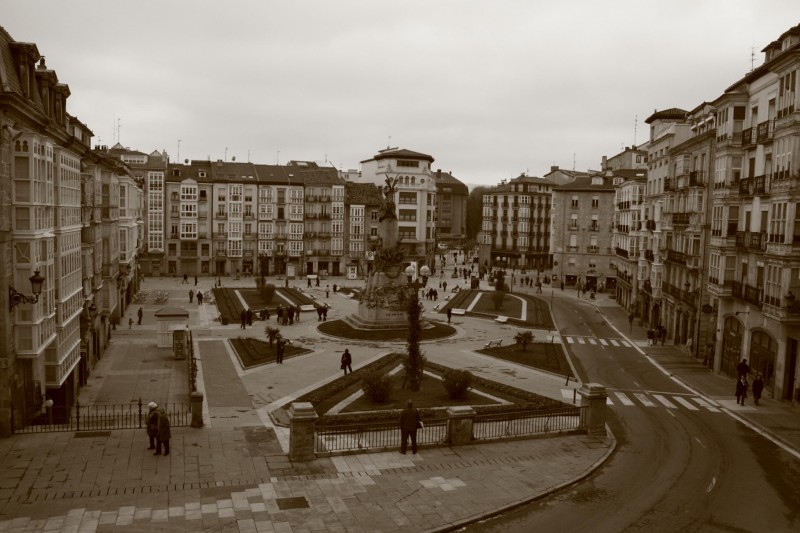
552,335 -> 634,348
562,388 -> 725,413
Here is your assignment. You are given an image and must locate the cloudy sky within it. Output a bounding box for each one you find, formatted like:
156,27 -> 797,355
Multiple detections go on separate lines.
4,1 -> 800,185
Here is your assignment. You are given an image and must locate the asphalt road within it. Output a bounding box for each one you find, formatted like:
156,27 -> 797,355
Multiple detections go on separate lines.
464,296 -> 800,532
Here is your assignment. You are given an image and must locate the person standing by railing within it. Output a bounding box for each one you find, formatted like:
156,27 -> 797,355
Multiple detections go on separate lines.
399,399 -> 421,454
146,402 -> 159,450
154,408 -> 171,456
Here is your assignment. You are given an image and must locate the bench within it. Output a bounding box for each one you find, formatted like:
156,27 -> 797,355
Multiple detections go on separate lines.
484,339 -> 503,348
300,304 -> 316,312
495,316 -> 508,323
451,308 -> 466,316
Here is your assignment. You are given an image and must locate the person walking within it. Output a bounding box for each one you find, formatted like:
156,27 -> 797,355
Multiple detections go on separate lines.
294,305 -> 300,322
197,291 -> 203,305
137,307 -> 143,325
326,285 -> 330,298
399,399 -> 421,454
737,358 -> 750,379
182,273 -> 188,284
146,402 -> 159,450
752,374 -> 764,406
194,275 -> 198,286
128,317 -> 133,329
735,376 -> 749,405
341,349 -> 352,375
189,289 -> 194,304
246,308 -> 253,326
154,407 -> 171,456
647,329 -> 654,346
240,309 -> 247,329
447,308 -> 452,324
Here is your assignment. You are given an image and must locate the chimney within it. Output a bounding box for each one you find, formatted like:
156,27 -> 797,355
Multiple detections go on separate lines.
550,165 -> 559,172
437,169 -> 441,179
601,156 -> 608,171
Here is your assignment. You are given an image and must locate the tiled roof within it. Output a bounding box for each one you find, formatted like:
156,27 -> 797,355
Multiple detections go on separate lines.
612,169 -> 647,180
645,108 -> 689,124
361,147 -> 435,164
0,27 -> 45,115
552,175 -> 615,191
435,170 -> 469,194
345,182 -> 383,206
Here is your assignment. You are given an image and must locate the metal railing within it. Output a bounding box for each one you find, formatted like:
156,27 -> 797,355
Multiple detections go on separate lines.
473,407 -> 583,440
315,418 -> 448,453
11,398 -> 191,434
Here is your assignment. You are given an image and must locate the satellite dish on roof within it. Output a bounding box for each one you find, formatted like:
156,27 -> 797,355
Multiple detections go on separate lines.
232,156 -> 236,161
184,159 -> 188,164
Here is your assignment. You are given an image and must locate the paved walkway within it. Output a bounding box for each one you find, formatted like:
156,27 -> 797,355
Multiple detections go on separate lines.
0,273 -> 797,532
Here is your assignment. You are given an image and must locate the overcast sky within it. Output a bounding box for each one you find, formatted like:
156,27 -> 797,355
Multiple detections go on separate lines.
4,1 -> 800,185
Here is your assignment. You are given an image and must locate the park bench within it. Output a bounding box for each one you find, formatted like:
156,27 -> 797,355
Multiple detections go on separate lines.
451,308 -> 466,315
495,316 -> 508,323
484,339 -> 503,348
300,304 -> 316,312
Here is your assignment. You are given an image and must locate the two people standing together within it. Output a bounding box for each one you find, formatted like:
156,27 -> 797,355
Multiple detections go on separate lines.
147,402 -> 171,456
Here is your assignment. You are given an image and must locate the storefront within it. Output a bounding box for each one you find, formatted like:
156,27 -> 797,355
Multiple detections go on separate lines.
720,316 -> 744,378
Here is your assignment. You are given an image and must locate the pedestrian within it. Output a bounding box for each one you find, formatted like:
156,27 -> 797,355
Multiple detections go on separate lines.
276,336 -> 284,364
326,285 -> 330,298
735,376 -> 748,405
154,407 -> 171,456
240,309 -> 247,329
182,273 -> 188,284
322,306 -> 328,321
399,399 -> 421,454
189,289 -> 194,303
307,278 -> 312,288
660,326 -> 666,346
128,317 -> 133,329
752,374 -> 764,406
316,277 -> 320,287
560,281 -> 564,291
137,307 -> 143,325
333,283 -> 338,293
736,358 -> 750,379
287,306 -> 294,325
442,281 -> 448,292
197,291 -> 203,305
277,305 -> 284,326
246,308 -> 253,326
294,305 -> 300,322
317,306 -> 323,321
194,275 -> 198,286
146,402 -> 159,450
686,337 -> 693,357
647,329 -> 654,346
341,349 -> 352,375
447,308 -> 452,324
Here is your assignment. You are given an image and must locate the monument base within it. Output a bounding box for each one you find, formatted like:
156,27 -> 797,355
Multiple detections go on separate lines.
342,303 -> 432,331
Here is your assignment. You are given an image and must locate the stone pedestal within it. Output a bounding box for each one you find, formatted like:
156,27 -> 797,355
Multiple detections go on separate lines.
289,402 -> 319,461
446,406 -> 476,446
578,383 -> 608,437
190,391 -> 204,428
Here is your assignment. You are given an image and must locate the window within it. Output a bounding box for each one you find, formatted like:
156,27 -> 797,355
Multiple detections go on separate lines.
569,214 -> 578,230
591,196 -> 599,209
571,196 -> 579,208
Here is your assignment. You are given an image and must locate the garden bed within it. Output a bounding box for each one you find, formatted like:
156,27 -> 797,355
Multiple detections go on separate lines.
317,319 -> 456,341
479,341 -> 573,377
229,336 -> 312,369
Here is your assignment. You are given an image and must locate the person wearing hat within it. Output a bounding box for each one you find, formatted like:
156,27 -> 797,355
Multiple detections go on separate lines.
154,407 -> 171,456
146,402 -> 159,450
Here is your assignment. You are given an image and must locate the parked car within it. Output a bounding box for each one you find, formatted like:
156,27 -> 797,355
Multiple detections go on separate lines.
437,242 -> 449,250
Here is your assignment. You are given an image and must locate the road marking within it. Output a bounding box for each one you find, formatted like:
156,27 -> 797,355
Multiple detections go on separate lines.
619,340 -> 631,347
706,476 -> 716,493
633,393 -> 656,407
588,338 -> 597,345
566,337 -> 575,344
609,339 -> 620,346
694,437 -> 706,449
577,337 -> 586,344
653,394 -> 677,408
614,392 -> 634,406
599,339 -> 608,346
692,398 -> 720,412
673,397 -> 699,410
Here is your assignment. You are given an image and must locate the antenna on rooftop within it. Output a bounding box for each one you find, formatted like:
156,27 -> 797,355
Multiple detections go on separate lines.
276,150 -> 280,165
387,135 -> 391,148
634,114 -> 638,145
224,147 -> 228,161
177,140 -> 181,162
573,153 -> 576,171
751,46 -> 755,71
117,118 -> 121,144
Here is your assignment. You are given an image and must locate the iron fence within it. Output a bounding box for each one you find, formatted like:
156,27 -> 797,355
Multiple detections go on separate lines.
315,417 -> 449,453
314,406 -> 586,453
11,398 -> 192,434
473,406 -> 584,440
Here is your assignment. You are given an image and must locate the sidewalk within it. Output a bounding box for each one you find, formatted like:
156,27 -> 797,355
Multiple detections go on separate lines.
0,274 -> 615,532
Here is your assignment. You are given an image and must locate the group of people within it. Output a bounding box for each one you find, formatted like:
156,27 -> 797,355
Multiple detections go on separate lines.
146,402 -> 171,456
735,358 -> 765,406
276,304 -> 301,326
188,289 -> 204,305
424,288 -> 440,300
240,308 -> 254,329
316,305 -> 329,321
646,325 -> 667,346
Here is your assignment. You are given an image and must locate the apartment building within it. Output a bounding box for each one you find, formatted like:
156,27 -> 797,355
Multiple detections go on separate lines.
479,174 -> 555,274
705,24 -> 800,400
344,181 -> 383,278
551,174 -> 616,290
1,29 -> 138,435
358,148 -> 437,265
611,169 -> 647,310
434,169 -> 468,248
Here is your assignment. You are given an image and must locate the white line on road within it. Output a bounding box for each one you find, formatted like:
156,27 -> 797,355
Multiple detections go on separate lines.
694,437 -> 706,449
653,394 -> 677,408
706,476 -> 716,493
634,393 -> 656,407
614,392 -> 634,406
674,397 -> 699,411
599,339 -> 608,346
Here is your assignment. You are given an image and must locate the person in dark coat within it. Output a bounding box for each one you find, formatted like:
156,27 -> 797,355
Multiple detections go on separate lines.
146,402 -> 159,450
197,291 -> 203,305
447,308 -> 452,324
240,309 -> 247,329
276,336 -> 284,364
294,305 -> 300,322
752,374 -> 764,406
194,275 -> 198,286
246,308 -> 253,326
737,358 -> 750,379
341,349 -> 352,375
735,376 -> 749,405
137,307 -> 143,325
322,306 -> 328,321
154,408 -> 171,456
399,399 -> 421,454
647,329 -> 654,346
189,289 -> 194,303
317,306 -> 323,322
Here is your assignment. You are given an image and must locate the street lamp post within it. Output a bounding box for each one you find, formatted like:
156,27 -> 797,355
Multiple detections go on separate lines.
403,264 -> 429,392
9,270 -> 46,311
